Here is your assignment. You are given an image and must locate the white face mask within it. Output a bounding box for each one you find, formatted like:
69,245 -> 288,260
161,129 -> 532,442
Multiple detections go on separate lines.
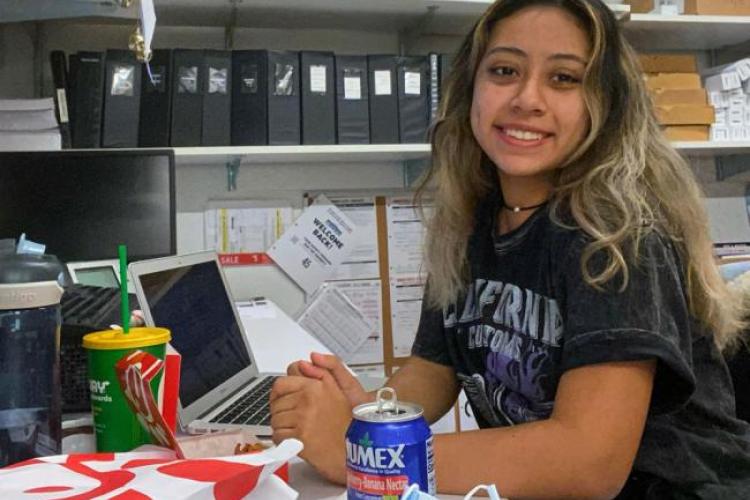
401,483 -> 504,500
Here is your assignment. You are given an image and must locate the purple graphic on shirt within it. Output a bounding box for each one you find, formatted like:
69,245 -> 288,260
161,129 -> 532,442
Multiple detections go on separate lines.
484,344 -> 555,424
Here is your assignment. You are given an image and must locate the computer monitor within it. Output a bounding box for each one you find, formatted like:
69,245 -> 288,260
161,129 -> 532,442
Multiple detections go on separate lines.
0,149 -> 176,262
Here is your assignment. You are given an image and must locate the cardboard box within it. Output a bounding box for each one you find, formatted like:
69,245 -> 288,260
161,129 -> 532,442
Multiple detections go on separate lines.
663,125 -> 710,141
638,53 -> 697,74
685,0 -> 750,15
626,0 -> 655,13
645,73 -> 703,90
655,104 -> 715,125
650,88 -> 708,106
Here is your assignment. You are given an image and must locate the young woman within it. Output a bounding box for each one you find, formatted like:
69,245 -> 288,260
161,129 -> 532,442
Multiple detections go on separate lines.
270,0 -> 750,497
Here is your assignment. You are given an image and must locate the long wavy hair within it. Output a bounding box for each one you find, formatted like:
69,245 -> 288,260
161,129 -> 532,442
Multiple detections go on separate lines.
416,0 -> 746,350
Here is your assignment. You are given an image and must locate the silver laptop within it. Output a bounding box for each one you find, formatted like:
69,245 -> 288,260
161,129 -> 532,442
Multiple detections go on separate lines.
129,251 -> 281,436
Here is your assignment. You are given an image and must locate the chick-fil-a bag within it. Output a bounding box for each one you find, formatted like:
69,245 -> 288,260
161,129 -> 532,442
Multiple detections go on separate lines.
0,439 -> 302,499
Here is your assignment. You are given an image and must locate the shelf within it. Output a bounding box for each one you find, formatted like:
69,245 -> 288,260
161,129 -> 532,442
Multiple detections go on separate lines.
672,141 -> 750,156
173,144 -> 432,165
145,0 -> 630,34
0,0 -> 136,23
625,14 -> 750,50
168,141 -> 750,165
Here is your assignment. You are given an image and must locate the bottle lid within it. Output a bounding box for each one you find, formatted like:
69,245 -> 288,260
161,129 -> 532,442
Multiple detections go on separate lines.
0,254 -> 64,309
83,327 -> 171,350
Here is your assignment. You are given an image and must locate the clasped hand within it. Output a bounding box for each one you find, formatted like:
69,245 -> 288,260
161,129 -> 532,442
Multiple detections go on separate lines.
269,353 -> 372,484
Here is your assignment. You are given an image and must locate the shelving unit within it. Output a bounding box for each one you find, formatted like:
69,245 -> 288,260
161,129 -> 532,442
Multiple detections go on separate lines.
625,13 -> 750,50
173,144 -> 431,166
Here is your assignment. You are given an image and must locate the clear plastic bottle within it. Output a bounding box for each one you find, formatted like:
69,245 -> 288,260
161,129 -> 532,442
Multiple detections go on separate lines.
0,253 -> 64,467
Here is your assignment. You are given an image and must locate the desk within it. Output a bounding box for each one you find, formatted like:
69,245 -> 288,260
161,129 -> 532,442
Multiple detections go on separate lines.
289,459 -> 464,500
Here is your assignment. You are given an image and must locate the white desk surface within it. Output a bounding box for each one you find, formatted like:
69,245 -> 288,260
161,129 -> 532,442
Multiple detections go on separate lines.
289,459 -> 464,500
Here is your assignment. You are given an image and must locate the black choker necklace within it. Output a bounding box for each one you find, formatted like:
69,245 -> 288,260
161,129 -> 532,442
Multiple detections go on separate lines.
501,200 -> 548,213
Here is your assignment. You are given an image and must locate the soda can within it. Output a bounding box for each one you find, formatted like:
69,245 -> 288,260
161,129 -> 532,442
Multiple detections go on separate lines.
345,387 -> 436,499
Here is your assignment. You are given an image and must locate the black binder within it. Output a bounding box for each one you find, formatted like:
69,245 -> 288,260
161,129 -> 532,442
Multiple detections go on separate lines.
367,55 -> 399,144
267,51 -> 301,145
69,51 -> 104,149
231,50 -> 268,145
336,55 -> 370,144
202,50 -> 232,146
139,49 -> 172,147
101,49 -> 141,148
397,56 -> 430,144
170,49 -> 204,147
49,50 -> 72,148
300,51 -> 336,145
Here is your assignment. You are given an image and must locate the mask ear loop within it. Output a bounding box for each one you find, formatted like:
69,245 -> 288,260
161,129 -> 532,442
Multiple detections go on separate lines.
463,484 -> 502,500
401,483 -> 432,500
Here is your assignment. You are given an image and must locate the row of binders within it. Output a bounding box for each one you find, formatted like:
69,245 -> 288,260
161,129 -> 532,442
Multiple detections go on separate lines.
54,49 -> 452,149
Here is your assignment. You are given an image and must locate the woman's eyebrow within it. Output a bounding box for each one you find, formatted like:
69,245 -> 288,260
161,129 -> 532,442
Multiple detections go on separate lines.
485,46 -> 587,65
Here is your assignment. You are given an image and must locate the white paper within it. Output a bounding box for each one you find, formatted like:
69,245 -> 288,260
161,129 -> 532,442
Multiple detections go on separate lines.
386,196 -> 429,279
327,196 -> 379,281
268,195 -> 360,294
344,76 -> 362,100
310,65 -> 327,94
389,275 -> 425,358
374,70 -> 392,96
430,405 -> 457,434
139,0 -> 156,58
236,299 -> 277,319
297,284 -> 373,362
328,279 -> 383,365
204,201 -> 294,254
404,71 -> 421,95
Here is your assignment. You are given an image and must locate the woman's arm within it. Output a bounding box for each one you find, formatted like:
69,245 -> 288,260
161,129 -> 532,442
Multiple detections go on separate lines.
384,355 -> 461,424
434,359 -> 656,499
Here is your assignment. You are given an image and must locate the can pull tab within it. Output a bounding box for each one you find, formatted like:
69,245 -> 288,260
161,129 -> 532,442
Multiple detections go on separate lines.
375,387 -> 398,415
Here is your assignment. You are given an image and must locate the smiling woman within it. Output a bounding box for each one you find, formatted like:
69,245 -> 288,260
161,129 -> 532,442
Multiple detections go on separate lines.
270,1 -> 750,498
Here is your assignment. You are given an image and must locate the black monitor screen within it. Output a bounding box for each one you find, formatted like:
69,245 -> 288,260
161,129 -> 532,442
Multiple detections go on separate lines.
0,150 -> 175,262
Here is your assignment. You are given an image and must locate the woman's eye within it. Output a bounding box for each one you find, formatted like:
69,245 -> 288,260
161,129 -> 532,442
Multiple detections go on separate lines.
552,73 -> 581,85
491,66 -> 517,77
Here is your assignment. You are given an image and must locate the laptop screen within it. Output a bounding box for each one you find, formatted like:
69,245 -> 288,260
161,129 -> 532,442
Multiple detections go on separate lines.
138,260 -> 252,407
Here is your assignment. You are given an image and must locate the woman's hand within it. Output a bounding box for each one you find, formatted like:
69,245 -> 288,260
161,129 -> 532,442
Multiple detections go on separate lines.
269,365 -> 353,485
288,353 -> 373,408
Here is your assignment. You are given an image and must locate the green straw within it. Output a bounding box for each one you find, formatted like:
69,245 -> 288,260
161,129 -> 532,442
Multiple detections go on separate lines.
118,244 -> 130,334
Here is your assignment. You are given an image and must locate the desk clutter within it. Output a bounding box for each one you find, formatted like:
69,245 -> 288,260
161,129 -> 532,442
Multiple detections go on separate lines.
54,48 -> 452,149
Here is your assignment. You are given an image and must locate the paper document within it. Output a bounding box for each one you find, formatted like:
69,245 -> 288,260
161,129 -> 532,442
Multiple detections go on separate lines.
205,200 -> 294,254
328,279 -> 384,365
268,194 -> 360,294
297,284 -> 373,362
389,276 -> 425,358
386,196 -> 429,279
327,196 -> 379,280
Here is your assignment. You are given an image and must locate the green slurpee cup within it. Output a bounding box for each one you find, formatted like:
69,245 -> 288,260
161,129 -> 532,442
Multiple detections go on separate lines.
83,327 -> 171,452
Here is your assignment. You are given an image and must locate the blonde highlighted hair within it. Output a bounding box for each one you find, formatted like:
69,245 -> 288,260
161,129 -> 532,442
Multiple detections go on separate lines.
416,0 -> 746,350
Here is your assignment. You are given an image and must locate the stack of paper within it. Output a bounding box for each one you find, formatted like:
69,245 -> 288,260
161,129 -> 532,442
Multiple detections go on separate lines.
0,98 -> 62,150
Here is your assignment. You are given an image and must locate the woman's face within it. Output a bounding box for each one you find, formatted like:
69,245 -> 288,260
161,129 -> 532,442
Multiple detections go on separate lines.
470,6 -> 591,183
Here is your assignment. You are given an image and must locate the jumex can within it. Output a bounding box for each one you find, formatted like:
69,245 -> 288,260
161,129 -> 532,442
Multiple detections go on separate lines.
345,387 -> 436,499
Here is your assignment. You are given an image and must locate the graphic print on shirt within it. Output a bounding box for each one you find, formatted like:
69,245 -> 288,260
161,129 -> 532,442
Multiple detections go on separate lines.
445,278 -> 563,425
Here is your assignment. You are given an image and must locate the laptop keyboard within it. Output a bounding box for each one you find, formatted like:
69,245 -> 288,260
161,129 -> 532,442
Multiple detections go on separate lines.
211,376 -> 278,426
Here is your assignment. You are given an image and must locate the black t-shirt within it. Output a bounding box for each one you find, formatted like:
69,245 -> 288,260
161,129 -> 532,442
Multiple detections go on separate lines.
412,199 -> 750,498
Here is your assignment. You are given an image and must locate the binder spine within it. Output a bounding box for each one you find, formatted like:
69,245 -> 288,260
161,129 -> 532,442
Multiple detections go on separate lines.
49,50 -> 72,148
70,51 -> 104,149
267,51 -> 301,146
231,50 -> 269,146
